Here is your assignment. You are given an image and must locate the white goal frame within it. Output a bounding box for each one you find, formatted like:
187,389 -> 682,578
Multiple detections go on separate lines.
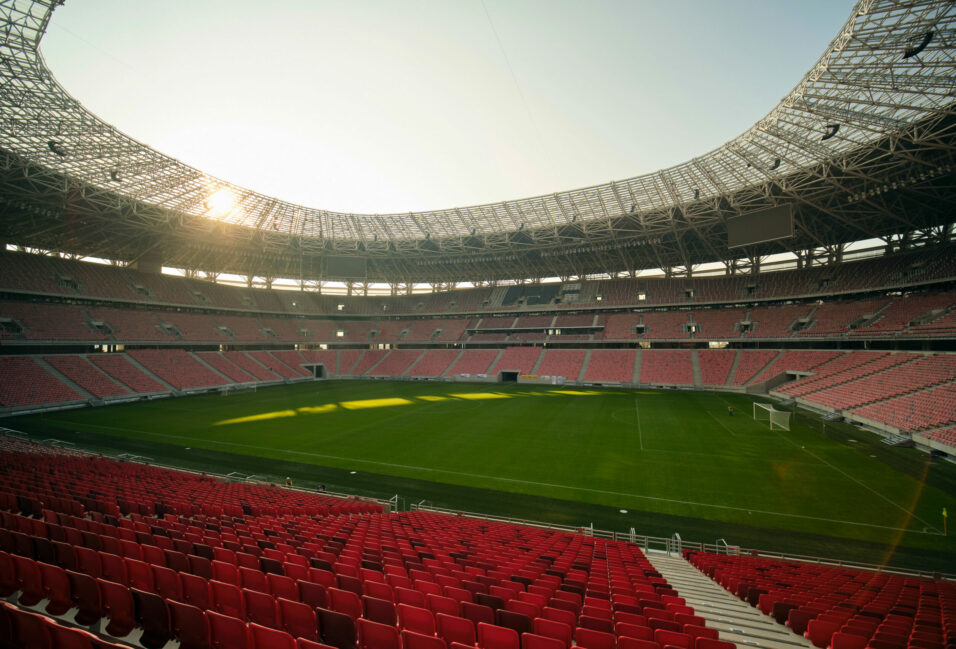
753,402 -> 791,430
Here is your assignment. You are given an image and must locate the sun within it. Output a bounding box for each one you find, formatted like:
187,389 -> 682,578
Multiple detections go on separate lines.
204,188 -> 237,218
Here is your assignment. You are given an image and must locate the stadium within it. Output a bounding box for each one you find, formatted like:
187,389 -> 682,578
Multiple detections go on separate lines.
0,0 -> 954,647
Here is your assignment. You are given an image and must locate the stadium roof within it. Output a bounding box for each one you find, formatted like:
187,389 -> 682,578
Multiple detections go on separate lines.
0,0 -> 953,284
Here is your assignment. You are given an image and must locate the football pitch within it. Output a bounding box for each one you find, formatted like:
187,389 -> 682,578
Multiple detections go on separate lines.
7,380 -> 955,571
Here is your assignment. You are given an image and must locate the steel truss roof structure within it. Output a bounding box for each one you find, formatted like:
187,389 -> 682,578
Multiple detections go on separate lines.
0,0 -> 954,285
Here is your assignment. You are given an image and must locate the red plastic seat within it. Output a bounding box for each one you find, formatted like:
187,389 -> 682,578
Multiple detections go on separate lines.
11,555 -> 44,606
532,617 -> 572,649
329,587 -> 364,621
248,622 -> 297,649
207,609 -> 249,649
212,560 -> 240,586
9,605 -> 51,649
168,600 -> 210,649
540,607 -> 576,628
616,623 -> 653,641
404,629 -> 449,649
317,606 -> 357,649
695,638 -> 735,649
152,565 -> 182,601
44,619 -> 99,649
98,578 -> 137,638
618,637 -> 660,649
269,573 -> 299,600
125,558 -> 155,592
37,562 -> 72,616
359,618 -> 402,649
181,572 -> 212,610
400,603 -> 438,635
243,588 -> 278,627
240,566 -> 269,592
478,622 -> 520,649
132,587 -> 172,649
298,580 -> 327,609
807,619 -> 843,649
437,612 -> 477,646
66,570 -> 103,626
0,552 -> 16,597
99,553 -> 128,586
522,632 -> 565,649
461,601 -> 495,626
297,640 -> 338,649
655,629 -> 692,649
278,596 -> 320,642
428,593 -> 461,617
575,626 -> 617,649
364,595 -> 397,625
579,615 -> 615,634
210,579 -> 245,619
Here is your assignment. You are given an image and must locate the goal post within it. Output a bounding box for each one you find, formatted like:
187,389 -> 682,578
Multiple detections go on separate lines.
753,402 -> 791,431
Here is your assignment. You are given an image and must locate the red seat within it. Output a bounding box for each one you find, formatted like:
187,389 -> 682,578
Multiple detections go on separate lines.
400,603 -> 438,635
522,632 -> 565,649
318,606 -> 357,649
152,565 -> 182,601
478,622 -> 520,649
437,612 -> 477,646
533,617 -> 572,649
169,600 -> 210,649
207,609 -> 249,649
181,572 -> 212,610
359,618 -> 402,649
461,601 -> 495,626
99,553 -> 128,586
297,640 -> 338,649
404,629 -> 449,649
132,587 -> 172,649
428,593 -> 461,617
279,597 -> 320,642
37,562 -> 72,616
683,625 -> 718,642
540,607 -> 576,628
329,587 -> 364,621
616,623 -> 654,641
11,555 -> 44,606
212,560 -> 240,586
125,558 -> 155,592
618,638 -> 660,649
240,566 -> 269,592
579,616 -> 615,634
210,579 -> 245,619
270,573 -> 299,601
248,622 -> 297,649
244,588 -> 278,627
98,578 -> 137,638
807,620 -> 843,649
655,629 -> 693,649
67,570 -> 103,626
0,552 -> 16,597
695,639 -> 735,649
8,605 -> 51,649
298,580 -> 327,609
575,627 -> 617,649
44,619 -> 99,649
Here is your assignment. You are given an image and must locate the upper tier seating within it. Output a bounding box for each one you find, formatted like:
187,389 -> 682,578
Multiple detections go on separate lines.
691,309 -> 745,340
86,306 -> 171,342
698,350 -> 736,386
746,304 -> 814,339
640,312 -> 692,340
602,314 -> 641,340
536,349 -> 587,380
583,350 -> 635,383
850,293 -> 955,337
797,298 -> 890,338
0,438 -> 724,649
0,301 -> 107,342
686,550 -> 954,649
0,356 -> 83,407
640,350 -> 694,385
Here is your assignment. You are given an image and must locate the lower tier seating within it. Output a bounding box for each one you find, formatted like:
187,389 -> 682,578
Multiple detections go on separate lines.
686,551 -> 954,649
0,438 -> 726,649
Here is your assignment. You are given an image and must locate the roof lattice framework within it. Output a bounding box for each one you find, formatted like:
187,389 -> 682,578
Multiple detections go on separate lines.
0,0 -> 953,283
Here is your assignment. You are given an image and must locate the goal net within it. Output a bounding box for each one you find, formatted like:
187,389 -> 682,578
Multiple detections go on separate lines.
753,402 -> 791,430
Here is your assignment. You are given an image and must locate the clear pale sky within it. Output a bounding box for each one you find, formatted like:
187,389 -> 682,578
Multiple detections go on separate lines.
41,0 -> 857,215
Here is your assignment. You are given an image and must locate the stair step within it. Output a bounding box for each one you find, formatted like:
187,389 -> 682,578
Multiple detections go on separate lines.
644,552 -> 813,649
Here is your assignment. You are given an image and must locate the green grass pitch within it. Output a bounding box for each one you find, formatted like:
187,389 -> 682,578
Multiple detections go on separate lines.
8,380 -> 955,571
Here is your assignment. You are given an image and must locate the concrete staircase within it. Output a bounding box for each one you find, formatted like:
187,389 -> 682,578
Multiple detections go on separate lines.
632,350 -> 643,384
646,552 -> 813,649
577,350 -> 592,382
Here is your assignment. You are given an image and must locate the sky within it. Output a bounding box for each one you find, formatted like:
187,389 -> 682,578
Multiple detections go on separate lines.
40,0 -> 857,216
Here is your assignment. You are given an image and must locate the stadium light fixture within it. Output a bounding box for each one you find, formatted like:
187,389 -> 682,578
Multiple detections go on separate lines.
821,124 -> 840,141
